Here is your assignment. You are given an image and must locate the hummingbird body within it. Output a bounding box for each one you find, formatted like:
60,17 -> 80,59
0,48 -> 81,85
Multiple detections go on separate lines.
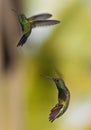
17,15 -> 32,46
52,78 -> 70,119
43,75 -> 70,122
12,11 -> 60,46
18,15 -> 31,33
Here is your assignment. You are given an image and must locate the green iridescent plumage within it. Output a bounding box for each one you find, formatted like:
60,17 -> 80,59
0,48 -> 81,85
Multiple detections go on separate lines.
17,14 -> 32,46
43,75 -> 70,122
18,15 -> 31,33
12,10 -> 60,46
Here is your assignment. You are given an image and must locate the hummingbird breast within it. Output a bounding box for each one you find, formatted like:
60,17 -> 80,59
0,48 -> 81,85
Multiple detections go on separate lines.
18,15 -> 31,33
23,21 -> 31,33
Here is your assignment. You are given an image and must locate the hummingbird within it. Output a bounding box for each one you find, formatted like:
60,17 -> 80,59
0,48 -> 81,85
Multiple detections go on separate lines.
12,9 -> 60,46
43,75 -> 70,122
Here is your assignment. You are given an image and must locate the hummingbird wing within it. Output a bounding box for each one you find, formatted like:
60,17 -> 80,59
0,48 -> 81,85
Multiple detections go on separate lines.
27,13 -> 52,22
31,20 -> 60,28
17,31 -> 31,46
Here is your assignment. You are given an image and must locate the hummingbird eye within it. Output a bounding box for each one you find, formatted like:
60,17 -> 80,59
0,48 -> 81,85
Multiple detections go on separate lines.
56,79 -> 59,82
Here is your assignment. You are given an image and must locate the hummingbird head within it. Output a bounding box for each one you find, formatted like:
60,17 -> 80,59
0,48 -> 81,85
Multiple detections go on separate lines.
18,14 -> 27,25
20,14 -> 26,19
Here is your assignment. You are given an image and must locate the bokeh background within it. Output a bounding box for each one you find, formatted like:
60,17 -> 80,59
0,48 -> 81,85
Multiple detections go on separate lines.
1,0 -> 91,130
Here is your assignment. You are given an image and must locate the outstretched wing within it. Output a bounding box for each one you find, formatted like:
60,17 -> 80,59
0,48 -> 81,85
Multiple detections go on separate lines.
31,20 -> 60,28
28,13 -> 52,22
17,31 -> 31,47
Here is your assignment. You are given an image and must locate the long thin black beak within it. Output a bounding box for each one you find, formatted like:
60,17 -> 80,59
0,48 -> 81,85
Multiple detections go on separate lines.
41,74 -> 55,81
11,9 -> 18,16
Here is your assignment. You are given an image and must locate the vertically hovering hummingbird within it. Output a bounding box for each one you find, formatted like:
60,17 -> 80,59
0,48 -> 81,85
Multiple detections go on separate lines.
12,10 -> 60,46
43,75 -> 70,122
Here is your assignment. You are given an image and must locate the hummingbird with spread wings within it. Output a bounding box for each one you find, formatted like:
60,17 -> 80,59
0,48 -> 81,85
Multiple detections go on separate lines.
12,10 -> 60,46
43,75 -> 70,122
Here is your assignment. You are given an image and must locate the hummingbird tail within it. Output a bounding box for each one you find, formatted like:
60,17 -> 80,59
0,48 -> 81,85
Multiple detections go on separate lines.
49,103 -> 63,122
17,34 -> 27,46
17,32 -> 30,47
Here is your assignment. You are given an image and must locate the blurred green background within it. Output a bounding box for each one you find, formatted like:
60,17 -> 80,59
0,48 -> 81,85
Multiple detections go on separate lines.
1,0 -> 91,130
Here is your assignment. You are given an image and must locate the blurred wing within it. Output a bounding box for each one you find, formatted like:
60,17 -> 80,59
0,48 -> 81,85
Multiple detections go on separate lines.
54,67 -> 63,78
28,13 -> 52,22
17,31 -> 31,47
32,20 -> 60,28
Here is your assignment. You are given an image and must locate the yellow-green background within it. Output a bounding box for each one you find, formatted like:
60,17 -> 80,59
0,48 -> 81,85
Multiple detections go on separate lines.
21,1 -> 91,130
1,0 -> 91,130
